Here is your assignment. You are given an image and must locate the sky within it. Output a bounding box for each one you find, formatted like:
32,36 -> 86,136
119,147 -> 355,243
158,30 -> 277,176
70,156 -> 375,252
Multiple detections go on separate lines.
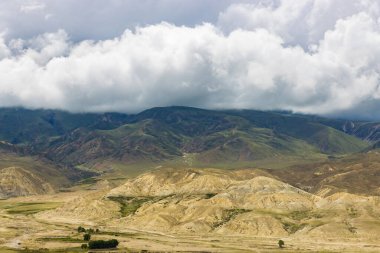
0,0 -> 380,119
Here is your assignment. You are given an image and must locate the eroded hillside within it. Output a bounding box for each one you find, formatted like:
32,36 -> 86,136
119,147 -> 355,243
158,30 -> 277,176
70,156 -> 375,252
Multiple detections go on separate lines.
0,166 -> 379,252
36,168 -> 380,243
0,107 -> 379,252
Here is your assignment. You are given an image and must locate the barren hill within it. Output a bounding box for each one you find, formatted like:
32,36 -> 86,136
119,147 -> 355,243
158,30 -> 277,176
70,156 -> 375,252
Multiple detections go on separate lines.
0,167 -> 54,198
0,150 -> 95,198
36,168 -> 380,242
271,151 -> 380,196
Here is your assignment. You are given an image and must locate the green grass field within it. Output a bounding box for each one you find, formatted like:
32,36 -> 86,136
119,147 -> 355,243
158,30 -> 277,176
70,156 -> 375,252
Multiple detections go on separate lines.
0,248 -> 85,253
37,237 -> 83,243
0,201 -> 62,215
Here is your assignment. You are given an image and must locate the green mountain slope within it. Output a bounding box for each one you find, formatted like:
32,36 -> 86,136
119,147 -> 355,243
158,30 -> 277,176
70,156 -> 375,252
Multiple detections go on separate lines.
0,106 -> 375,197
45,119 -> 183,165
27,106 -> 368,168
0,108 -> 130,144
224,110 -> 368,154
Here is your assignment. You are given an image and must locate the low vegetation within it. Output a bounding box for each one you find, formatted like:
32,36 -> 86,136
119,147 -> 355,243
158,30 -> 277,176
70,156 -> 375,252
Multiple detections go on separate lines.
204,193 -> 217,199
0,202 -> 61,215
77,226 -> 100,234
107,196 -> 155,216
282,221 -> 307,234
75,227 -> 121,250
37,237 -> 83,243
96,231 -> 137,237
88,239 -> 119,249
76,177 -> 100,185
347,207 -> 359,218
213,209 -> 251,228
344,221 -> 358,234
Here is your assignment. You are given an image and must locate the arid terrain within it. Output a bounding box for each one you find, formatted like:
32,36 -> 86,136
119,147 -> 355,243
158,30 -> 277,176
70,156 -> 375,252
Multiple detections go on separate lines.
1,107 -> 380,252
2,0 -> 380,251
1,166 -> 380,252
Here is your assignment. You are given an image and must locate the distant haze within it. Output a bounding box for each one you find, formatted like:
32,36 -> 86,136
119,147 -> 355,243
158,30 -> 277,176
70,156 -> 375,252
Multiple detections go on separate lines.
0,0 -> 380,119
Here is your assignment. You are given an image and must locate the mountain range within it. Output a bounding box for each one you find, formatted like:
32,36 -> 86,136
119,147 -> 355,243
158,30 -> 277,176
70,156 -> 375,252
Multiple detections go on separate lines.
0,106 -> 380,197
2,106 -> 380,252
0,106 -> 376,158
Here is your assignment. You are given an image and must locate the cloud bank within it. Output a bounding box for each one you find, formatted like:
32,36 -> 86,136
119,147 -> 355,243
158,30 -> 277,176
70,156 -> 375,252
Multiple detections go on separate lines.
0,0 -> 380,119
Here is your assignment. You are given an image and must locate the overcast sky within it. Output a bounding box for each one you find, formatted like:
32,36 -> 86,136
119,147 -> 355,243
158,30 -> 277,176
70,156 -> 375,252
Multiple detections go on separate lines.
0,0 -> 380,119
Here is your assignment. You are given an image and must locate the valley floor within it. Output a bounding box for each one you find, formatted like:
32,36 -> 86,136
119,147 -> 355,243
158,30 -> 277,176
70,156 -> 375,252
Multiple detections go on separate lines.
1,187 -> 380,252
1,205 -> 380,253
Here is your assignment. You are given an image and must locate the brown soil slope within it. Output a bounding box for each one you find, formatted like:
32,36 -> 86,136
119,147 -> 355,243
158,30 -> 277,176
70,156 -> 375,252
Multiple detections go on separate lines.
36,168 -> 380,242
0,167 -> 54,198
271,151 -> 380,196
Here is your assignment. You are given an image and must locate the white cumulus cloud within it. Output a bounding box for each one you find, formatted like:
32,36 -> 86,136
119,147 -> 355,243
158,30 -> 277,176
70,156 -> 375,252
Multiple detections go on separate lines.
0,0 -> 379,119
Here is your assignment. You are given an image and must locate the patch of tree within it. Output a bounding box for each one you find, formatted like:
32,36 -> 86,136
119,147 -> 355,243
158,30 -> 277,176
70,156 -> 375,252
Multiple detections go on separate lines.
278,239 -> 285,248
88,239 -> 119,249
77,226 -> 100,234
83,233 -> 91,241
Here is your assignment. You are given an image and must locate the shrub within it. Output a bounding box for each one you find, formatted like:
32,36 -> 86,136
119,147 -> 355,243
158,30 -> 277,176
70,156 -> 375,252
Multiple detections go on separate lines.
81,244 -> 88,249
205,193 -> 217,199
278,239 -> 285,248
77,226 -> 86,233
83,233 -> 91,241
88,239 -> 119,249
